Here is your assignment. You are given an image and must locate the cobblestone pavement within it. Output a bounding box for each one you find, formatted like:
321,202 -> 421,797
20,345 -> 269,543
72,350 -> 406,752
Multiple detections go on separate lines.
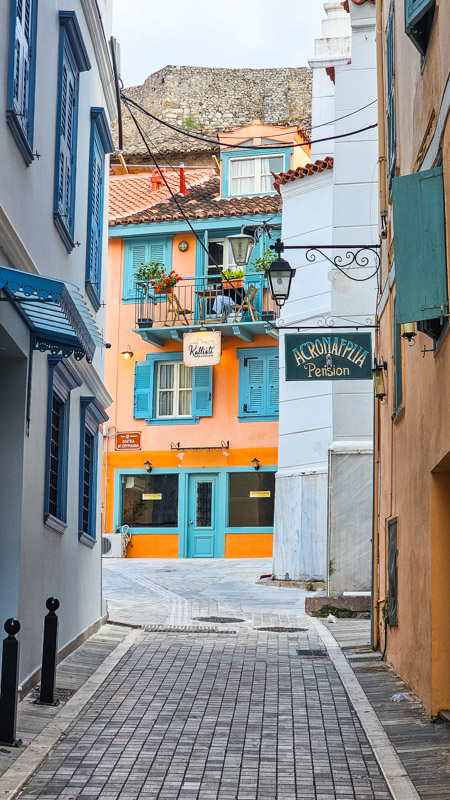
16,560 -> 395,799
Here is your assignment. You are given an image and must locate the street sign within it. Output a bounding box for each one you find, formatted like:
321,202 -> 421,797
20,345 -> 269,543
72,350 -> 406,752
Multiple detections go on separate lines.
183,331 -> 221,366
116,432 -> 142,450
285,332 -> 372,381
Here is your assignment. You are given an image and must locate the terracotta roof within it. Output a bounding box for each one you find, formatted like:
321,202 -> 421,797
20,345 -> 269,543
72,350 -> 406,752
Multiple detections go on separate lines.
341,0 -> 375,10
272,157 -> 334,193
109,169 -> 215,222
109,175 -> 281,227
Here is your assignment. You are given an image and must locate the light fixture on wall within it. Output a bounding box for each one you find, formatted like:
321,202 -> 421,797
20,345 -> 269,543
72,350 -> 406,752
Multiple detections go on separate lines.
228,227 -> 257,266
144,460 -> 152,473
372,359 -> 387,400
266,240 -> 296,308
121,345 -> 134,359
251,457 -> 261,471
178,240 -> 189,252
402,322 -> 416,343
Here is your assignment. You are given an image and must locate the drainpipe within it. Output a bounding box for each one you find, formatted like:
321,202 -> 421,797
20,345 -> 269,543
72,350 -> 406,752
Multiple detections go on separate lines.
372,0 -> 387,649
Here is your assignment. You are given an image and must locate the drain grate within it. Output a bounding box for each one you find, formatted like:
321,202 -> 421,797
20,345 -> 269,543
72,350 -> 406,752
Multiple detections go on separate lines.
296,648 -> 328,658
193,616 -> 246,624
144,624 -> 237,634
256,626 -> 308,633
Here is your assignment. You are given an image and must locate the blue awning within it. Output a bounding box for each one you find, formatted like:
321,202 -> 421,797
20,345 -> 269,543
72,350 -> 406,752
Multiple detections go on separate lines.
0,266 -> 103,362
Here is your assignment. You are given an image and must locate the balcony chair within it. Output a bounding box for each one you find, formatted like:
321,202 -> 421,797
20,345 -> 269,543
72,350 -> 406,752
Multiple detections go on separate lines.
232,284 -> 259,323
164,292 -> 191,326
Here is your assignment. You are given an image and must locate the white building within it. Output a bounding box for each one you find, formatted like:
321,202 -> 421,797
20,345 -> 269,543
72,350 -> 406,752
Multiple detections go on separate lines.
0,0 -> 115,693
272,0 -> 378,593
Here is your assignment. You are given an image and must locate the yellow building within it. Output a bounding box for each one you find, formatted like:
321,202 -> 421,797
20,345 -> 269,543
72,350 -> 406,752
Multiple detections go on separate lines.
374,0 -> 450,714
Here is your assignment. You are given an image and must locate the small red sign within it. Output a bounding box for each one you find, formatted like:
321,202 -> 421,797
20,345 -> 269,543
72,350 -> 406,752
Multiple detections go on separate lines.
116,432 -> 142,451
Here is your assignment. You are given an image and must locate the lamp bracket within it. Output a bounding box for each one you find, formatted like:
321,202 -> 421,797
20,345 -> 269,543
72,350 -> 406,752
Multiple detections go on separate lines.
281,244 -> 380,281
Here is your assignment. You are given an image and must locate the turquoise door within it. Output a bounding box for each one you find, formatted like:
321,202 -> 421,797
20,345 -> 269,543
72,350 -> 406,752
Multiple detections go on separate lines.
187,474 -> 219,557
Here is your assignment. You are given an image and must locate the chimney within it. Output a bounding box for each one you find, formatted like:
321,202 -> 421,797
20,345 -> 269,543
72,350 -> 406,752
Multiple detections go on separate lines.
179,163 -> 188,196
151,168 -> 164,191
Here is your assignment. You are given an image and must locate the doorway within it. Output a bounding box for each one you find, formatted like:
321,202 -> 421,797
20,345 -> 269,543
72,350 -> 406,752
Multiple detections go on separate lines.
187,473 -> 219,557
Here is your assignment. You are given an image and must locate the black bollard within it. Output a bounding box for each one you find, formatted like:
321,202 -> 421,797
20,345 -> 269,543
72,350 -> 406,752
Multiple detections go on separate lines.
35,597 -> 60,706
0,618 -> 22,747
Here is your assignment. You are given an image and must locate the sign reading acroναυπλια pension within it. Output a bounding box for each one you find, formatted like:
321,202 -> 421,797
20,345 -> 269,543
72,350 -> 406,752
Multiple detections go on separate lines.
285,332 -> 372,381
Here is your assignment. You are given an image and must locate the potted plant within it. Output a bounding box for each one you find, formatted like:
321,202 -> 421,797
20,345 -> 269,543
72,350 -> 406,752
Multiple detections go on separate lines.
221,268 -> 245,290
133,261 -> 163,327
150,269 -> 182,295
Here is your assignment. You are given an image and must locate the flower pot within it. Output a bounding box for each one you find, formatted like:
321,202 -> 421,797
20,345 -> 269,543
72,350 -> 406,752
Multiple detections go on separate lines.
154,285 -> 175,295
138,318 -> 154,328
222,278 -> 244,290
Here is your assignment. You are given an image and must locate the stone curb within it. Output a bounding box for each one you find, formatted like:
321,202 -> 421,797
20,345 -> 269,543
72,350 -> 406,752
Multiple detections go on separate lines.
0,628 -> 141,800
312,618 -> 421,800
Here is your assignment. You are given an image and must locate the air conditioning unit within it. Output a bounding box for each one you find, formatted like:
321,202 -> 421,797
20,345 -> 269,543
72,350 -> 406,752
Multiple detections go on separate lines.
102,533 -> 128,558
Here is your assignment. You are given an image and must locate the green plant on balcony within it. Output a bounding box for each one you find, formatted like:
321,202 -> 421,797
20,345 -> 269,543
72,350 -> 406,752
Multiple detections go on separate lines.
222,268 -> 245,289
150,269 -> 182,295
249,248 -> 275,273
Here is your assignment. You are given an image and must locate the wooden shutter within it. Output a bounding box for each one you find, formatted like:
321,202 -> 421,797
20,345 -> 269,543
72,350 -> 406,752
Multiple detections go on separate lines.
386,3 -> 396,184
393,167 -> 448,323
387,518 -> 398,625
405,0 -> 435,29
57,41 -> 77,232
192,366 -> 213,417
125,242 -> 148,299
267,352 -> 279,415
244,356 -> 265,414
134,361 -> 154,419
12,0 -> 33,135
87,126 -> 104,294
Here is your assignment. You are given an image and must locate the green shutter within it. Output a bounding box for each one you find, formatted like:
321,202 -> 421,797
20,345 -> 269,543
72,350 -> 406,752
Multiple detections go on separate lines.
192,366 -> 212,417
393,167 -> 448,323
393,299 -> 403,414
405,0 -> 435,56
386,3 -> 396,184
405,0 -> 435,29
134,361 -> 153,419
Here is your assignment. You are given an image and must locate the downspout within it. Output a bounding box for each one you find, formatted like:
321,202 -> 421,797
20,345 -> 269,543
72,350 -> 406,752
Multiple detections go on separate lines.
372,0 -> 387,649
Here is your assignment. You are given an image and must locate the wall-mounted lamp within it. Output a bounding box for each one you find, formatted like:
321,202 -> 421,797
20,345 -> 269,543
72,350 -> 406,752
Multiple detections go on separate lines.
372,359 -> 387,400
228,226 -> 257,266
402,322 -> 416,343
266,239 -> 296,308
251,457 -> 261,471
178,240 -> 189,252
121,345 -> 134,359
144,460 -> 152,473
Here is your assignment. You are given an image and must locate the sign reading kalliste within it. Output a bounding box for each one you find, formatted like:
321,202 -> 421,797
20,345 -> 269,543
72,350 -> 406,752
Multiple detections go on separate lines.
285,333 -> 372,381
183,331 -> 221,366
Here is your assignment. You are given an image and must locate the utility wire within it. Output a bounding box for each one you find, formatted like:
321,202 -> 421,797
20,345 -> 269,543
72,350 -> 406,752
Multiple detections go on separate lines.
121,93 -> 377,152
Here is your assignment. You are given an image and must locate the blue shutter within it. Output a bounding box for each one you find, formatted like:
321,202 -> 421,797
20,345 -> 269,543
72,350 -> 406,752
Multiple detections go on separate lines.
405,0 -> 435,29
57,41 -> 77,233
245,356 -> 265,414
386,3 -> 396,186
393,167 -> 448,323
87,126 -> 104,298
267,353 -> 279,415
134,361 -> 154,419
125,241 -> 149,299
12,0 -> 32,134
192,367 -> 212,417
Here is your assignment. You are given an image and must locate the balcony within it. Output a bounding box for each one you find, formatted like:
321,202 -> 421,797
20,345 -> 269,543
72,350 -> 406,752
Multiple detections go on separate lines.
133,274 -> 279,346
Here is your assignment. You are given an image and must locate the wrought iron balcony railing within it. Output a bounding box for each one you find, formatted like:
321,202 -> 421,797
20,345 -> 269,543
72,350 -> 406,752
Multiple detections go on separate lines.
134,274 -> 278,331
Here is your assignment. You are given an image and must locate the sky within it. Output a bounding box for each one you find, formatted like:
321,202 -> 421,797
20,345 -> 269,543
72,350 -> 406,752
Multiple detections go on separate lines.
112,0 -> 326,88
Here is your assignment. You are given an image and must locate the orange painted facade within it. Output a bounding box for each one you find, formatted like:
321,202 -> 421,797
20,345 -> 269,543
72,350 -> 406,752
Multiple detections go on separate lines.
103,122 -> 296,559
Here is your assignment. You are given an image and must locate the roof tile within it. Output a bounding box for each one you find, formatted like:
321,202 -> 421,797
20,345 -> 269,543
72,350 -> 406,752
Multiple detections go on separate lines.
108,169 -> 215,222
272,157 -> 334,193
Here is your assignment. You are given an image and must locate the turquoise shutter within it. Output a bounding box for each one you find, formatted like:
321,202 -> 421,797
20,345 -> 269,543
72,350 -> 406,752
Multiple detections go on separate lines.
125,241 -> 148,299
87,127 -> 104,294
386,4 -> 396,184
405,0 -> 435,30
393,167 -> 448,323
12,0 -> 32,136
58,42 -> 77,231
134,361 -> 154,419
192,366 -> 213,417
244,356 -> 265,414
267,353 -> 279,415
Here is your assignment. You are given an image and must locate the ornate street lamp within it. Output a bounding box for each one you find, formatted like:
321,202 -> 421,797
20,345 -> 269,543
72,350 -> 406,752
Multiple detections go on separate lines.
227,230 -> 256,267
266,240 -> 296,308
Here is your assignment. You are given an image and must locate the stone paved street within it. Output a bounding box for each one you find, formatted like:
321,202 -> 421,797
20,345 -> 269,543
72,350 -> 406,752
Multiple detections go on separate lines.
13,559 -> 450,800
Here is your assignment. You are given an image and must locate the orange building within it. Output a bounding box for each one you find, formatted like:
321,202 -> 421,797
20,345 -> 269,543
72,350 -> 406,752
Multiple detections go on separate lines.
103,123 -> 310,558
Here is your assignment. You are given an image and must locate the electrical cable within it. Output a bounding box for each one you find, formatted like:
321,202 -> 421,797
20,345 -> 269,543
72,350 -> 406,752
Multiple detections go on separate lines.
121,93 -> 377,152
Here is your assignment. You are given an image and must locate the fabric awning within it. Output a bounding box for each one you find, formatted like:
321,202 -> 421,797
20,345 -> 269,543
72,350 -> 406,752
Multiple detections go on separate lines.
0,266 -> 103,362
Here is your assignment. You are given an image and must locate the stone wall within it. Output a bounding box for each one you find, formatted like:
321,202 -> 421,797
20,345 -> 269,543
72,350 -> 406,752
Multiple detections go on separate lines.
115,65 -> 312,162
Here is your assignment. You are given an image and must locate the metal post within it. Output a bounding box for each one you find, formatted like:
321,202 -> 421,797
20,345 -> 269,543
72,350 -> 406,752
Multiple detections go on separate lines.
0,618 -> 22,747
35,598 -> 60,706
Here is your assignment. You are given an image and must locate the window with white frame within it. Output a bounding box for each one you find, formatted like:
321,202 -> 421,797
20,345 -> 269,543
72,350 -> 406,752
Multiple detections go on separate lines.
157,362 -> 193,418
207,238 -> 235,281
229,155 -> 284,196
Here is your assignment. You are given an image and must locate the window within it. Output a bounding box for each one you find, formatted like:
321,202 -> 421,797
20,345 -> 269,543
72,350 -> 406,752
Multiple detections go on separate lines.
7,0 -> 38,165
86,109 -> 114,310
44,357 -> 82,532
54,12 -> 90,252
393,299 -> 403,416
157,361 -> 192,418
123,237 -> 172,299
121,474 -> 179,528
237,348 -> 279,421
206,238 -> 236,282
78,397 -> 108,546
405,0 -> 435,59
134,353 -> 212,423
392,167 -> 448,338
387,518 -> 398,625
228,472 -> 275,528
386,2 -> 396,188
229,155 -> 284,196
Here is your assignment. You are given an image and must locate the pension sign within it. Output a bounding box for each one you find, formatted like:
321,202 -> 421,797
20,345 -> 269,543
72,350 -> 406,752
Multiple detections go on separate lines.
285,332 -> 372,381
